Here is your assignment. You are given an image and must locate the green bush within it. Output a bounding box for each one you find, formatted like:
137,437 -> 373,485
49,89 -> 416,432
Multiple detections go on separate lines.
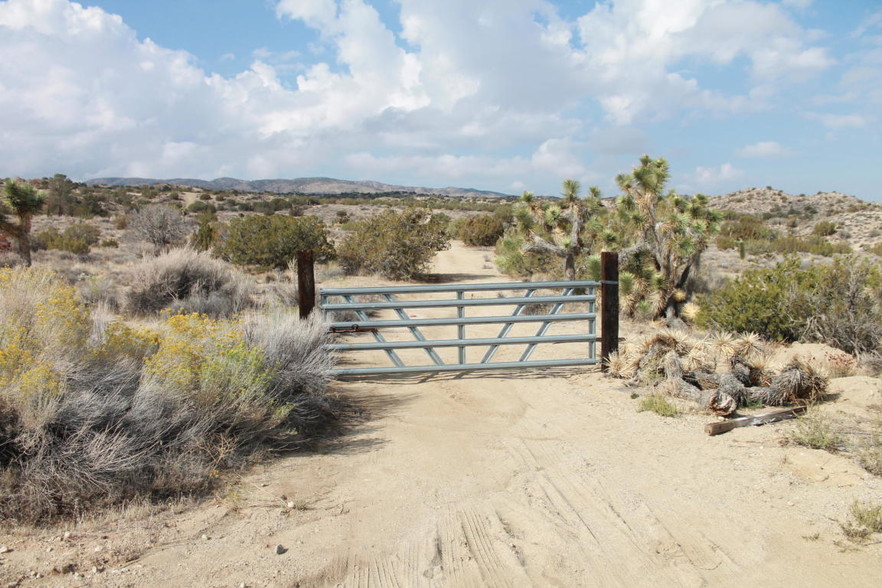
457,213 -> 507,246
217,215 -> 334,271
337,208 -> 449,280
186,200 -> 217,214
718,213 -> 777,241
812,220 -> 837,236
35,222 -> 101,254
696,258 -> 821,342
697,256 -> 882,354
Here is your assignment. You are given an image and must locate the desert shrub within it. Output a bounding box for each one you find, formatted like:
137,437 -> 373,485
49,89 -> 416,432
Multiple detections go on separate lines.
457,213 -> 507,247
126,248 -> 253,317
190,210 -> 219,252
0,267 -> 336,523
35,222 -> 101,254
337,208 -> 449,280
770,234 -> 850,257
803,257 -> 882,355
812,220 -> 837,236
697,256 -> 882,354
186,201 -> 217,214
868,242 -> 882,257
128,204 -> 191,253
696,259 -> 816,341
718,213 -> 777,242
217,215 -> 334,271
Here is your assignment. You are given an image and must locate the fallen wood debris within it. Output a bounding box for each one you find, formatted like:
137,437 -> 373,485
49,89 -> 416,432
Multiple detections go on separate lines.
607,331 -> 829,417
705,406 -> 808,436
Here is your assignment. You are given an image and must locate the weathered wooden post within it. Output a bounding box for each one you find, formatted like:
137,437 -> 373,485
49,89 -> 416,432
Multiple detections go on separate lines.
600,251 -> 619,372
296,249 -> 315,319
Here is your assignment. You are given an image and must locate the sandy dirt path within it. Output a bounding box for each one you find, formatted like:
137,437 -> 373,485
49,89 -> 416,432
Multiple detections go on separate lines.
2,242 -> 881,587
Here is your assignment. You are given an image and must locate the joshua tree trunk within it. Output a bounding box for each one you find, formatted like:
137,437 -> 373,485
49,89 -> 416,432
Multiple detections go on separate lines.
18,218 -> 32,266
564,250 -> 576,281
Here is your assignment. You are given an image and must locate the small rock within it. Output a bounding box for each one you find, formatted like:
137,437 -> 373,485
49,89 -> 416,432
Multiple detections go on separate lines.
62,531 -> 71,540
93,546 -> 102,553
201,534 -> 209,541
46,547 -> 53,553
92,566 -> 100,574
0,546 -> 9,554
286,501 -> 295,509
275,545 -> 287,555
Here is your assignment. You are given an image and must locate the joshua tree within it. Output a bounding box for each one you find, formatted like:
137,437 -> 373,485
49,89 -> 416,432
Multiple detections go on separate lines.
612,155 -> 720,318
0,180 -> 45,266
504,179 -> 606,280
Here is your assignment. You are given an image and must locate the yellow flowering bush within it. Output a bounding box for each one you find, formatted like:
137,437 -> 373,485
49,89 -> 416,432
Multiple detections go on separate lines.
0,268 -> 334,523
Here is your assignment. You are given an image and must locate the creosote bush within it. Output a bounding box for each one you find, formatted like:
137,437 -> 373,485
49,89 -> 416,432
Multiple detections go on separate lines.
337,208 -> 449,280
35,222 -> 101,254
697,256 -> 882,355
0,267 -> 336,523
126,248 -> 253,317
456,213 -> 507,247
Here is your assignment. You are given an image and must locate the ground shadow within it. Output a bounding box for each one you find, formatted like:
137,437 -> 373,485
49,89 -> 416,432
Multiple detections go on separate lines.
333,365 -> 601,385
418,272 -> 497,283
305,387 -> 418,457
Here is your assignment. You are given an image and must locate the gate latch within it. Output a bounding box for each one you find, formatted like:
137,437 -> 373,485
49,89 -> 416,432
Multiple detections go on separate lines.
329,325 -> 378,334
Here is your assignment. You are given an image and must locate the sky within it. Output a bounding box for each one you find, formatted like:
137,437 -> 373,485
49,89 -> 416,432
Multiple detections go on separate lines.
0,0 -> 880,200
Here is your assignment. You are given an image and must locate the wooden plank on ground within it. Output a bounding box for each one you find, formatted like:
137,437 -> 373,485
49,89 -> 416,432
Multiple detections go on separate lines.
705,406 -> 808,436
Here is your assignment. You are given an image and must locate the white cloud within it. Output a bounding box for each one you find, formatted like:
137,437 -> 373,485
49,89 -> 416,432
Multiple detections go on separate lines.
736,141 -> 792,158
0,0 -> 846,196
808,112 -> 869,130
574,0 -> 832,124
690,162 -> 743,186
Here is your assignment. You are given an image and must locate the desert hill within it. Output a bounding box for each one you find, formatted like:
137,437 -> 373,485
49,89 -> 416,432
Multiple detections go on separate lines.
710,187 -> 882,249
84,176 -> 512,199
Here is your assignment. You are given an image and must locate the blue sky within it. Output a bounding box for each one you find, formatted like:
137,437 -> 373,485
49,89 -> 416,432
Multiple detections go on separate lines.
1,0 -> 880,200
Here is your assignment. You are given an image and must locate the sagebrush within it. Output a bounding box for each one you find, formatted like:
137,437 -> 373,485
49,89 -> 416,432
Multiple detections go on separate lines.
0,267 -> 337,523
126,247 -> 253,317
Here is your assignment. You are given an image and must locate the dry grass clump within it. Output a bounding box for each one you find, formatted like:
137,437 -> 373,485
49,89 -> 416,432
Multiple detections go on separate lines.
126,247 -> 253,317
786,411 -> 844,452
0,267 -> 337,524
840,500 -> 882,543
637,393 -> 680,417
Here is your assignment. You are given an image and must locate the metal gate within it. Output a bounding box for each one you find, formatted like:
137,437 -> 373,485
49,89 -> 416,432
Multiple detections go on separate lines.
321,280 -> 608,377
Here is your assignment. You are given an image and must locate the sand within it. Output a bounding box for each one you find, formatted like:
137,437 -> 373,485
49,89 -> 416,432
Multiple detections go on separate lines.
2,242 -> 881,587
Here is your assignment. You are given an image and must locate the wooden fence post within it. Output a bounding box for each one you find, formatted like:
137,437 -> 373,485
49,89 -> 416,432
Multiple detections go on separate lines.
600,251 -> 619,372
296,249 -> 315,319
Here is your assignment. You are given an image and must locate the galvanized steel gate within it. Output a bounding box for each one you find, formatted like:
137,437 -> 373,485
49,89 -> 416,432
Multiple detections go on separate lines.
321,280 -> 611,377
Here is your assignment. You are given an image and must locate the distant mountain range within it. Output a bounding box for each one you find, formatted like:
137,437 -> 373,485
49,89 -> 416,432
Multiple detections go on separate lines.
85,176 -> 513,199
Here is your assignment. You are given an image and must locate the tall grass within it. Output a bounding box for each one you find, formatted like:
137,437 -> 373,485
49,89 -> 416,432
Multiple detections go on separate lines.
0,267 -> 336,523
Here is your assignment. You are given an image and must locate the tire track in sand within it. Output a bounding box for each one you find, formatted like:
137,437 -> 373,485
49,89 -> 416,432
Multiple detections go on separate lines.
502,437 -> 740,587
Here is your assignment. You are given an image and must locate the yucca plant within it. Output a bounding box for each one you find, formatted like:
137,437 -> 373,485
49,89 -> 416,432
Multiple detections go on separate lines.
0,180 -> 45,266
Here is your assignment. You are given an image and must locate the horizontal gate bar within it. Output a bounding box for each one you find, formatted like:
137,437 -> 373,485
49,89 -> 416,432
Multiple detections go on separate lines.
322,294 -> 595,311
329,313 -> 596,329
321,280 -> 598,296
330,358 -> 600,376
326,333 -> 599,351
